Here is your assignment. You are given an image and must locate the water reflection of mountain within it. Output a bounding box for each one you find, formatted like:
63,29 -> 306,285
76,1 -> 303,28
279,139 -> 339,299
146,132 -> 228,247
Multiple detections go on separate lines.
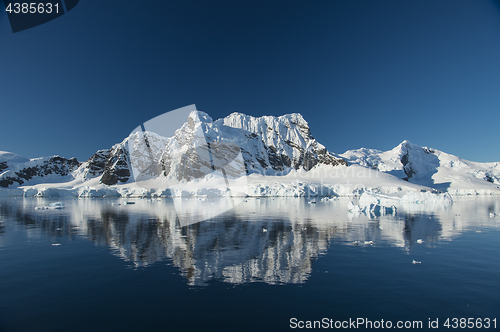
1,197 -> 499,285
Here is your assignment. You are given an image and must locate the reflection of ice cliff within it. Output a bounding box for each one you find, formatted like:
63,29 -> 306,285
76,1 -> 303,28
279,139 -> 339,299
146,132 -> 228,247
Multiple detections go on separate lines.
4,197 -> 499,285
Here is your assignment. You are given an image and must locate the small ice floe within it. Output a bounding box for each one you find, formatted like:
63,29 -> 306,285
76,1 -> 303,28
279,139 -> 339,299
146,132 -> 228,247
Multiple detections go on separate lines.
490,212 -> 497,218
49,202 -> 64,209
35,202 -> 65,210
412,260 -> 421,264
262,228 -> 267,233
416,239 -> 424,244
364,240 -> 374,245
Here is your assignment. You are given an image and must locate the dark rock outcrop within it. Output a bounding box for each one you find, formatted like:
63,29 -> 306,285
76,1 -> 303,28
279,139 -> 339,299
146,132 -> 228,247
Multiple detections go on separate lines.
80,147 -> 131,185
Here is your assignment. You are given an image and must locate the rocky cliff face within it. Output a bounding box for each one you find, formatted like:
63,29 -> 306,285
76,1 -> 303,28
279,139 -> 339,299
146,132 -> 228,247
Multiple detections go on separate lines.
217,112 -> 347,172
78,146 -> 132,185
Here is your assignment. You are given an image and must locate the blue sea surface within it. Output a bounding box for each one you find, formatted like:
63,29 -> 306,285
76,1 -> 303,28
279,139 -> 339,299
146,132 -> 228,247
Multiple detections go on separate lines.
0,197 -> 498,331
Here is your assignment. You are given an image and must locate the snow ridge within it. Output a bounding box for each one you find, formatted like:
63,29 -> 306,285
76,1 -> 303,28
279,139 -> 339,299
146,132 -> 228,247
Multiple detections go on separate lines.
341,140 -> 500,193
0,155 -> 80,188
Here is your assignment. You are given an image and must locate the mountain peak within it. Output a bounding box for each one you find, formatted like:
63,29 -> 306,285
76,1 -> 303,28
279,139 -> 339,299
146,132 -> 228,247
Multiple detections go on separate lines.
398,140 -> 415,148
188,110 -> 213,124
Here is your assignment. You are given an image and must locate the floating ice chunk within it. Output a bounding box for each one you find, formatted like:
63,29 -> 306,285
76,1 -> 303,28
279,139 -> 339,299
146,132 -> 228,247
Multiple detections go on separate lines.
357,192 -> 397,216
348,197 -> 396,217
35,202 -> 65,210
359,192 -> 379,207
49,202 -> 64,209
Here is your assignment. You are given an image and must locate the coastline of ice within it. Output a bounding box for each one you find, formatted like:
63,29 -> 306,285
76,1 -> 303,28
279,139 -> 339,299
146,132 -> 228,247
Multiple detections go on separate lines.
0,164 -> 498,198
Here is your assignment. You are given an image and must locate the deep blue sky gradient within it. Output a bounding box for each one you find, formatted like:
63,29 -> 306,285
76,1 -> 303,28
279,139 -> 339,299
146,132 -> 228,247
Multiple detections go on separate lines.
1,0 -> 500,162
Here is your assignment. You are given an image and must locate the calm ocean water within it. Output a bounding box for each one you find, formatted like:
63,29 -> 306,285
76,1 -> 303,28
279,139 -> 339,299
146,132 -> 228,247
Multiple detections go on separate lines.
0,196 -> 498,332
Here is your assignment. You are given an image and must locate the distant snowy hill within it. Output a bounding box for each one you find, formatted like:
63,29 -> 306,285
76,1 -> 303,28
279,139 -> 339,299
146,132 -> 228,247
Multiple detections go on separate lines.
340,140 -> 500,194
0,152 -> 80,188
0,151 -> 29,164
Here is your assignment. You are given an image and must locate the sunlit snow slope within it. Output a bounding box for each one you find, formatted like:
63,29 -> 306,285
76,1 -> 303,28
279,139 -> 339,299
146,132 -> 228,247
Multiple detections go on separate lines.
340,140 -> 500,194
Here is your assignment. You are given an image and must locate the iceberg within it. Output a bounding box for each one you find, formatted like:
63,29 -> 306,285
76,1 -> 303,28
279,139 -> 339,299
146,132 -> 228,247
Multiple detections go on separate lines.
348,190 -> 452,217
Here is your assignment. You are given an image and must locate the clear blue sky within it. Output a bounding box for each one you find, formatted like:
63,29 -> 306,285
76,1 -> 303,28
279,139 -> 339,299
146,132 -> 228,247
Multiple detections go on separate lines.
1,0 -> 500,162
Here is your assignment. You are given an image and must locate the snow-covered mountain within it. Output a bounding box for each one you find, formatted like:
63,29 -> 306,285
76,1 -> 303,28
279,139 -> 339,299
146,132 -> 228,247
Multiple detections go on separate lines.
1,110 -> 499,197
340,140 -> 500,194
76,110 -> 347,185
0,151 -> 80,188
